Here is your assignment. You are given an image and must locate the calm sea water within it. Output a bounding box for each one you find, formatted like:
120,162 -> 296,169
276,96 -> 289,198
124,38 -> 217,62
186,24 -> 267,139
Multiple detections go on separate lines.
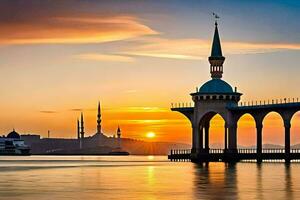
0,156 -> 299,200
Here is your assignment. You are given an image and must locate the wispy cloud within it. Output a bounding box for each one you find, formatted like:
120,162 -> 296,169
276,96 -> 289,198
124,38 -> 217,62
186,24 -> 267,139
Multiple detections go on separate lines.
39,110 -> 57,114
106,106 -> 169,113
77,37 -> 300,62
75,53 -> 135,62
122,38 -> 207,60
224,42 -> 300,54
69,108 -> 82,112
123,107 -> 169,113
120,37 -> 300,60
0,15 -> 158,45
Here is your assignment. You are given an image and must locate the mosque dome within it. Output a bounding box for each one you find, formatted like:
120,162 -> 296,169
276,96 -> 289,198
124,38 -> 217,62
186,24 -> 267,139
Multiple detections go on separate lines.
7,129 -> 20,139
199,79 -> 233,94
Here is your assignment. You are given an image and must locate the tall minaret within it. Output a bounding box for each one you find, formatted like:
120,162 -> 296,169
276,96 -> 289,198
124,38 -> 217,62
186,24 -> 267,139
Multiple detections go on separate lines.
80,112 -> 85,139
77,118 -> 80,139
97,101 -> 102,134
117,125 -> 121,149
208,20 -> 225,79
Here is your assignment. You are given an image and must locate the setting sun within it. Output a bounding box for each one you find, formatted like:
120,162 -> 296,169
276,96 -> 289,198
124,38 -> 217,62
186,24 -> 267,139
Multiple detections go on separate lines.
146,132 -> 156,138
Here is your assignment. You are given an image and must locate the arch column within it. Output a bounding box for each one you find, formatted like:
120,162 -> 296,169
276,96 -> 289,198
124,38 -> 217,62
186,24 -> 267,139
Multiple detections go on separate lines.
284,120 -> 291,162
224,123 -> 228,150
199,126 -> 204,151
192,123 -> 200,154
228,122 -> 237,153
205,122 -> 210,152
256,123 -> 263,163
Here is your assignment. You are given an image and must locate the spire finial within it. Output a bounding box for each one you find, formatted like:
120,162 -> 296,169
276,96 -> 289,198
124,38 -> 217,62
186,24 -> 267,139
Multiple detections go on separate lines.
213,12 -> 220,25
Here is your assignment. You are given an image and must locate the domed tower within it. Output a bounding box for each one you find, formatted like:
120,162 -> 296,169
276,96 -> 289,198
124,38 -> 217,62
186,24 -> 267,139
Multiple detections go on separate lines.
191,21 -> 242,108
188,21 -> 242,155
171,20 -> 243,158
7,129 -> 20,139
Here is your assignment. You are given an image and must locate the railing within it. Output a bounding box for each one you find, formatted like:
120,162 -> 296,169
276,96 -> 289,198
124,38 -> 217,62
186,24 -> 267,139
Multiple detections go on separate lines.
238,149 -> 287,153
171,102 -> 193,108
290,149 -> 300,153
239,98 -> 300,107
169,149 -> 191,155
238,149 -> 257,153
171,98 -> 300,108
209,149 -> 224,154
170,148 -> 300,155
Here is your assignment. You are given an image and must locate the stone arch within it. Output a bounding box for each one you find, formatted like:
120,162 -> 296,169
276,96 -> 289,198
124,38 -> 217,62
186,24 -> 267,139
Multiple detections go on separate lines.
290,110 -> 300,147
262,111 -> 284,148
197,110 -> 228,126
198,111 -> 227,149
261,110 -> 285,123
237,113 -> 256,148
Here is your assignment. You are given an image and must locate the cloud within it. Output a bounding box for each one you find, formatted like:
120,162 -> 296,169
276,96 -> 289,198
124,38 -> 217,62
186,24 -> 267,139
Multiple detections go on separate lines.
39,110 -> 57,114
224,42 -> 300,54
0,12 -> 158,45
69,108 -> 82,112
73,37 -> 300,62
119,37 -> 300,60
107,106 -> 169,113
75,53 -> 135,62
119,107 -> 169,113
122,38 -> 207,60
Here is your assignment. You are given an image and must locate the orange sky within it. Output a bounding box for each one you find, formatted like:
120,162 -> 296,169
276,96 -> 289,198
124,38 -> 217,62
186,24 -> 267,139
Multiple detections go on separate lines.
1,1 -> 300,146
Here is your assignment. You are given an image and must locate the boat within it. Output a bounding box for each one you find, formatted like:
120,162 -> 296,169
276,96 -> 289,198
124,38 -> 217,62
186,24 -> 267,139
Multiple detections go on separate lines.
109,147 -> 129,155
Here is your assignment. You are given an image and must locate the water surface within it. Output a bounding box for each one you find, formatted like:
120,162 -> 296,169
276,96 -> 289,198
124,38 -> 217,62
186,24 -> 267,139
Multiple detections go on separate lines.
0,156 -> 299,200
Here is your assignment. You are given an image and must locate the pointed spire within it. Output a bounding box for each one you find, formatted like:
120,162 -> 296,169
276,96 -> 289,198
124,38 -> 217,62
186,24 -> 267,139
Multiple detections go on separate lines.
208,21 -> 225,79
116,125 -> 122,149
98,101 -> 100,111
77,118 -> 80,139
97,101 -> 102,134
211,22 -> 223,57
80,112 -> 84,138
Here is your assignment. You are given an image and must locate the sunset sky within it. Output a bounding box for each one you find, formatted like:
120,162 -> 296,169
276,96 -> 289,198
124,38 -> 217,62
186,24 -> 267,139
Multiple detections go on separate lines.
1,0 -> 300,146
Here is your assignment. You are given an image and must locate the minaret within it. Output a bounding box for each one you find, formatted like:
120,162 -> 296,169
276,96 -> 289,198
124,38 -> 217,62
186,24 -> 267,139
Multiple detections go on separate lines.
80,112 -> 85,139
117,125 -> 121,149
97,101 -> 102,134
208,21 -> 225,79
77,118 -> 80,139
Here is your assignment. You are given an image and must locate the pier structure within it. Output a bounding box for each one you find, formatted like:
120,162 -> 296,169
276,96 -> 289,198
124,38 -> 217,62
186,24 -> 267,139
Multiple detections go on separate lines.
169,21 -> 300,163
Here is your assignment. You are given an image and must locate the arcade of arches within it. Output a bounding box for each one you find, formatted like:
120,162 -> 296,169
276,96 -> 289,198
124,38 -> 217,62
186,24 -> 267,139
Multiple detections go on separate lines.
195,111 -> 300,151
